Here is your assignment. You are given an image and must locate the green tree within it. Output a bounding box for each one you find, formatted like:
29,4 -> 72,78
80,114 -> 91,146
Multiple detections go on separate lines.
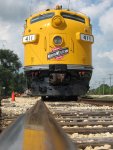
96,84 -> 109,95
89,84 -> 113,95
0,49 -> 25,96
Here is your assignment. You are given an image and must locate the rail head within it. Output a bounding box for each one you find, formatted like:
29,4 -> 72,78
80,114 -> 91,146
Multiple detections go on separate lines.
0,100 -> 77,150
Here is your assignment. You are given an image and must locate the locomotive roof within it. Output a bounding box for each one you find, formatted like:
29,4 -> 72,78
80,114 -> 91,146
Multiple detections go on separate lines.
27,7 -> 89,21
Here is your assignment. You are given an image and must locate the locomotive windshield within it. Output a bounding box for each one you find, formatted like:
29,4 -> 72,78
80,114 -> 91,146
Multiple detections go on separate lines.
31,12 -> 54,24
61,12 -> 85,23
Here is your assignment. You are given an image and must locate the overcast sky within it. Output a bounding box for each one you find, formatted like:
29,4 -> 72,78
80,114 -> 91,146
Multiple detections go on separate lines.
0,0 -> 113,87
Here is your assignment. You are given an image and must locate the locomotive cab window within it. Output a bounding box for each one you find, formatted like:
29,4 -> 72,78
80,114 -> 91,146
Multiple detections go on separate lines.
31,12 -> 54,24
61,12 -> 85,23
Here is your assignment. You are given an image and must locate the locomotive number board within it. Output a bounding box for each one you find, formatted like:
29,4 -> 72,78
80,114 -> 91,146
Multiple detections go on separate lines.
80,34 -> 94,42
23,34 -> 37,44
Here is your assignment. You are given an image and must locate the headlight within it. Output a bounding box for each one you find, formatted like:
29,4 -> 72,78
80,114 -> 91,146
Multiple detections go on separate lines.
52,15 -> 64,28
53,36 -> 62,45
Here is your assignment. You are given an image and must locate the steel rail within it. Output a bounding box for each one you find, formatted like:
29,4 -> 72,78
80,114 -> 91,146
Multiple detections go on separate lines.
0,100 -> 77,150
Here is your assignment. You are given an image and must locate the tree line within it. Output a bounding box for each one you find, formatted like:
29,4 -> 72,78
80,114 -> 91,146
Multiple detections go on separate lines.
89,84 -> 113,95
0,49 -> 26,96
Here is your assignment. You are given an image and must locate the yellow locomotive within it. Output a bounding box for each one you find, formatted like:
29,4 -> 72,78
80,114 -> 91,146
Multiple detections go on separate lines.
23,5 -> 94,97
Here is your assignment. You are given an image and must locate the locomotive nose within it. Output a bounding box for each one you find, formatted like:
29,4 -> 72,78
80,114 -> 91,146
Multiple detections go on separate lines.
52,15 -> 64,27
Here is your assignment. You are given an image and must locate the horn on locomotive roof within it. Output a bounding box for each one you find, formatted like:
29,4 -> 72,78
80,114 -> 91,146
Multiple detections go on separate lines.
55,5 -> 62,10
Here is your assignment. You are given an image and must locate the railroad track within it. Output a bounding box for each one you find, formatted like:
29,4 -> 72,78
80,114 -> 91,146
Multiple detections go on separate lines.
0,115 -> 19,132
79,97 -> 113,106
0,98 -> 113,149
46,100 -> 113,149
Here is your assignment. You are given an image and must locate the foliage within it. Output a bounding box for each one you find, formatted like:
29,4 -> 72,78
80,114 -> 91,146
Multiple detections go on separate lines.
0,49 -> 25,96
89,84 -> 113,95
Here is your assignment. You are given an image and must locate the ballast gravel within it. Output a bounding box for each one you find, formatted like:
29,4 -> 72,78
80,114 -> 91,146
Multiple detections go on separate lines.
1,97 -> 113,150
1,97 -> 39,115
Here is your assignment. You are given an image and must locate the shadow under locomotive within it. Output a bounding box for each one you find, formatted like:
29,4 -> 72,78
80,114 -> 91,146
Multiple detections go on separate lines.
25,64 -> 92,97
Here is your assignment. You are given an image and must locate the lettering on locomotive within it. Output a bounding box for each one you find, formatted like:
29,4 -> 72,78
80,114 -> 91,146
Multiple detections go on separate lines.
47,47 -> 69,59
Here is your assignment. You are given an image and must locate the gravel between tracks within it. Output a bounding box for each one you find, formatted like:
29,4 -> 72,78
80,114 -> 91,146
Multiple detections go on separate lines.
1,97 -> 39,115
46,101 -> 113,150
